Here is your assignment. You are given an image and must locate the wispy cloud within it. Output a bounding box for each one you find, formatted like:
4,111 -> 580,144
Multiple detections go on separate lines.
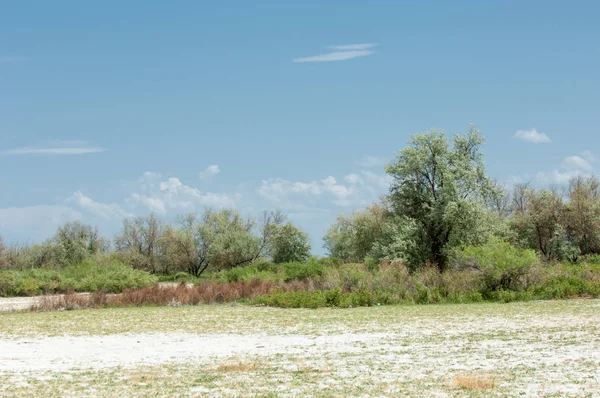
2,142 -> 105,155
356,155 -> 388,168
0,56 -> 26,63
535,151 -> 598,185
515,128 -> 551,144
199,164 -> 220,180
67,191 -> 132,219
293,43 -> 378,63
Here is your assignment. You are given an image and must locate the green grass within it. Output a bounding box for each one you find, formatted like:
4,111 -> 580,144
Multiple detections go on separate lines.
1,298 -> 597,338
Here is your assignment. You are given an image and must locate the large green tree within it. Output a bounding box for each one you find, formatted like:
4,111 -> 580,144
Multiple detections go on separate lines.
385,126 -> 495,270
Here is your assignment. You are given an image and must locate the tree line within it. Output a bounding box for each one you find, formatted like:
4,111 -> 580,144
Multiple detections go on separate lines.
0,209 -> 311,276
324,127 -> 600,271
2,126 -> 599,276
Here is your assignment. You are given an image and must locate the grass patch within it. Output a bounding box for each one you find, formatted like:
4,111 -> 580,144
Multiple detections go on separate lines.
217,360 -> 258,373
454,373 -> 496,391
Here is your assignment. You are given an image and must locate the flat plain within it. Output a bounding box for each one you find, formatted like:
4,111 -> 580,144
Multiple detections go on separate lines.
1,300 -> 599,397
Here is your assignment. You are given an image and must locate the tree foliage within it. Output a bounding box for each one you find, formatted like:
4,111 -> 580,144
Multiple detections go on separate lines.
385,126 -> 494,270
323,202 -> 391,262
268,222 -> 311,263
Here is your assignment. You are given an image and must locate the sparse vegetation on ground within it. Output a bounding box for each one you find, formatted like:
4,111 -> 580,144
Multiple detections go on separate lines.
0,300 -> 598,397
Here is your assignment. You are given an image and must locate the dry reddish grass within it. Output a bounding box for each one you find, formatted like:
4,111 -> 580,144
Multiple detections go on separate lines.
29,279 -> 321,312
217,361 -> 257,372
454,373 -> 496,390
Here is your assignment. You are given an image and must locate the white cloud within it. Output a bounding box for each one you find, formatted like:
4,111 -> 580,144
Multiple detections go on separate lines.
129,194 -> 166,214
535,151 -> 598,185
259,177 -> 354,207
328,43 -> 378,51
199,165 -> 220,180
0,56 -> 26,63
293,43 -> 378,63
562,156 -> 593,172
356,155 -> 388,168
293,50 -> 375,63
2,142 -> 105,155
258,170 -> 391,209
344,173 -> 362,184
67,191 -> 132,219
582,150 -> 597,163
360,171 -> 393,190
515,128 -> 551,144
129,173 -> 237,214
536,169 -> 588,185
0,205 -> 82,242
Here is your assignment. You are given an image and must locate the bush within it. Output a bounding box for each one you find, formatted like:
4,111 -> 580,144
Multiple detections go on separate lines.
534,275 -> 600,299
216,259 -> 324,283
349,286 -> 375,306
255,291 -> 328,308
451,240 -> 539,292
0,258 -> 158,297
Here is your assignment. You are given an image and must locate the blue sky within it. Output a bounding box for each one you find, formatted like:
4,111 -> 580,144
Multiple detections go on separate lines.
1,1 -> 600,253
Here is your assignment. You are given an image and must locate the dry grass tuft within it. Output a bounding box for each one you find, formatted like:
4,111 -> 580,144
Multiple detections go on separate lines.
217,361 -> 257,373
454,373 -> 496,390
28,279 -> 321,312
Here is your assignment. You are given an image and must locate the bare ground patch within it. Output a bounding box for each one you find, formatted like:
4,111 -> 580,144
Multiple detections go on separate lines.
0,300 -> 599,396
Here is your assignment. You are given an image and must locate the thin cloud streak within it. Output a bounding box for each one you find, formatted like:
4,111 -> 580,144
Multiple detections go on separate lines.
2,147 -> 106,155
293,50 -> 375,63
0,56 -> 27,63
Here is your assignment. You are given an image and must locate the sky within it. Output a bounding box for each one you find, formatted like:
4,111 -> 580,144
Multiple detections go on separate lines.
1,1 -> 600,253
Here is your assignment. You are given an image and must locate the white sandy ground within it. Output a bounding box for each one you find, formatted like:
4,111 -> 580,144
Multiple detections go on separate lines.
0,296 -> 38,312
0,332 -> 386,373
0,294 -> 91,312
1,301 -> 599,396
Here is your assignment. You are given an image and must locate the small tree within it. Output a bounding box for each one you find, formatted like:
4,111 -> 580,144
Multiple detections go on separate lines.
0,236 -> 6,269
115,214 -> 165,273
52,221 -> 109,266
510,187 -> 564,260
202,209 -> 260,271
323,202 -> 391,262
269,222 -> 311,263
163,209 -> 262,277
564,176 -> 600,255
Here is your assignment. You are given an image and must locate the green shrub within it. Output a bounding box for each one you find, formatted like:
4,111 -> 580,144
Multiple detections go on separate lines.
534,275 -> 599,299
349,286 -> 374,306
451,239 -> 539,292
324,287 -> 344,307
364,257 -> 379,271
255,291 -> 327,309
323,263 -> 372,291
0,258 -> 157,297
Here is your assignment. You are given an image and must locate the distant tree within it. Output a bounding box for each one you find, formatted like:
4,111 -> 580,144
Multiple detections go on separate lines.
510,187 -> 567,260
161,209 -> 263,277
200,209 -> 261,271
323,202 -> 391,262
385,126 -> 494,271
268,222 -> 311,263
487,179 -> 512,218
115,214 -> 165,273
563,176 -> 600,255
0,236 -> 6,269
52,221 -> 109,265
